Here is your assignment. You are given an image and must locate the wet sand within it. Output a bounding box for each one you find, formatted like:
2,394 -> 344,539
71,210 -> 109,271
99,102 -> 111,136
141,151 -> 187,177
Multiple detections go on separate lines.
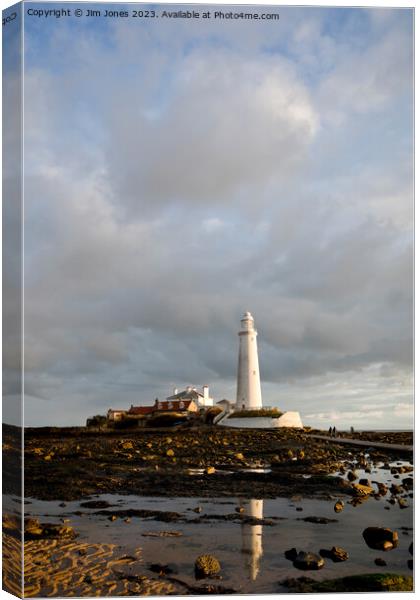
3,524 -> 181,597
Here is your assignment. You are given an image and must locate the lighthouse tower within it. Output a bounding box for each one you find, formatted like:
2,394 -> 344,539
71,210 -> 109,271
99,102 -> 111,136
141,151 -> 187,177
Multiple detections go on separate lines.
236,312 -> 263,410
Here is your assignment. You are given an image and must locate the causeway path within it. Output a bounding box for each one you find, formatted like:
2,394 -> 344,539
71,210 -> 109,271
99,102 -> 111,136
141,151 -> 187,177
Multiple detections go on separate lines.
306,434 -> 413,453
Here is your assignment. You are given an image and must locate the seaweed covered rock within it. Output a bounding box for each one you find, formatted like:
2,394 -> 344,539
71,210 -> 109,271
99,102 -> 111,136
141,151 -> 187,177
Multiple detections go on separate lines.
281,573 -> 413,593
24,518 -> 75,540
194,554 -> 221,578
351,483 -> 374,497
293,551 -> 324,571
319,546 -> 349,562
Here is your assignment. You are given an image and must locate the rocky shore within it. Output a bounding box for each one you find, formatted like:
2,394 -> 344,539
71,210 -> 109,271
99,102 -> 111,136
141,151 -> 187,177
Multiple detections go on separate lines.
2,424 -> 414,596
18,425 -> 413,501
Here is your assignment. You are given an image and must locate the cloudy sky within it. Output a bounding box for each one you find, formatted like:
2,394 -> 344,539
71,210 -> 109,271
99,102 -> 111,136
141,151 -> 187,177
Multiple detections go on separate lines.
5,3 -> 413,428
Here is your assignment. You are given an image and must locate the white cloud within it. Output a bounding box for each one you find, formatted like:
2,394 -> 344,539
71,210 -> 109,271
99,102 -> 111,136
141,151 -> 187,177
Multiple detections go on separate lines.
316,26 -> 412,124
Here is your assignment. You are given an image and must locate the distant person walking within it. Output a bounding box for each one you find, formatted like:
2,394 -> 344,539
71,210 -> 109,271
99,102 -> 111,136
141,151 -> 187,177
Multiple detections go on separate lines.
328,426 -> 332,436
332,426 -> 337,438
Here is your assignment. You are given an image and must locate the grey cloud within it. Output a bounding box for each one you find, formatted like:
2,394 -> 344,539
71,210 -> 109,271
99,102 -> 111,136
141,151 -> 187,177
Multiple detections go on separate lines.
104,50 -> 318,213
15,9 -> 413,428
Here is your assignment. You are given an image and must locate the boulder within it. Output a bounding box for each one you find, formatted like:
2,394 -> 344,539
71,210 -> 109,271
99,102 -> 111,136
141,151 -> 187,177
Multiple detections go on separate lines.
24,518 -> 43,537
293,551 -> 324,571
374,558 -> 387,566
320,546 -> 349,562
347,471 -> 357,482
375,483 -> 388,496
402,477 -> 413,489
284,548 -> 298,561
362,527 -> 398,551
194,554 -> 221,578
334,500 -> 344,513
25,519 -> 75,540
352,483 -> 374,496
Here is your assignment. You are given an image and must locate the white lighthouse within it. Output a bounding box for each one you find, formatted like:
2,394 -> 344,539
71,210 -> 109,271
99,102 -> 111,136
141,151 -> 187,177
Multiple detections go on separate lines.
236,312 -> 263,410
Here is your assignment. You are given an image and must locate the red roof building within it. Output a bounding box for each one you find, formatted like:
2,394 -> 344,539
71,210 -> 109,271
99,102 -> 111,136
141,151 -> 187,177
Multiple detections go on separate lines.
127,405 -> 155,416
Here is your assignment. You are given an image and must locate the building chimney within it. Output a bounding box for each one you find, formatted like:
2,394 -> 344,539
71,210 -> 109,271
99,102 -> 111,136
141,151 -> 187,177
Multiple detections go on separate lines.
203,385 -> 209,400
173,387 -> 178,395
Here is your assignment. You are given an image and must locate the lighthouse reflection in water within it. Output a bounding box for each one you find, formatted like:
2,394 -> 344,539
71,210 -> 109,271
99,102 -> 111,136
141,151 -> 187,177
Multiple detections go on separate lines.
239,499 -> 264,581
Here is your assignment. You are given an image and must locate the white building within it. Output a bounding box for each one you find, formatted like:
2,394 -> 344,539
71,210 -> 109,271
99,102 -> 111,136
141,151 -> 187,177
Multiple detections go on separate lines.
107,408 -> 126,422
166,385 -> 213,408
236,311 -> 263,410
